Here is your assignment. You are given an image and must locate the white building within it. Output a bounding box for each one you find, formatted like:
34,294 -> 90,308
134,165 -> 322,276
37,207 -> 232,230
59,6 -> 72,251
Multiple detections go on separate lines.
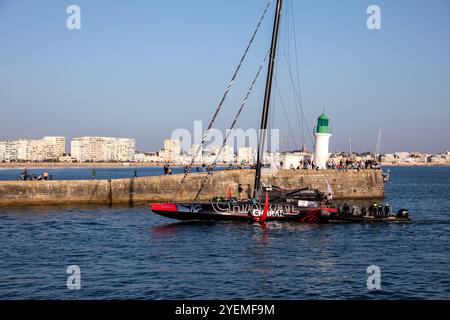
280,152 -> 311,169
237,147 -> 255,164
263,151 -> 280,168
164,139 -> 181,155
43,136 -> 65,159
206,144 -> 235,163
189,144 -> 203,163
135,152 -> 159,163
71,137 -> 135,162
158,139 -> 182,163
0,140 -> 22,162
394,152 -> 411,162
0,136 -> 65,162
221,145 -> 235,163
381,153 -> 396,163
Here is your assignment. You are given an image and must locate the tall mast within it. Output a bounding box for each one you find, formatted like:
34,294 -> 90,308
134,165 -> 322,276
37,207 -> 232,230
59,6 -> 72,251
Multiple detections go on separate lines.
375,127 -> 382,159
254,0 -> 283,197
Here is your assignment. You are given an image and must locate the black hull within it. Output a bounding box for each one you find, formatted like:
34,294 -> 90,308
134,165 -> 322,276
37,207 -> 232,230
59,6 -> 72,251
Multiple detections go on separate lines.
151,201 -> 324,223
150,202 -> 410,223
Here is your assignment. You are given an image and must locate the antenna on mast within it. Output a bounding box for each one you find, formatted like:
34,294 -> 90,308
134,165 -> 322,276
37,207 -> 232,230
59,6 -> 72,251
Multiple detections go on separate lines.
349,137 -> 352,155
375,127 -> 382,159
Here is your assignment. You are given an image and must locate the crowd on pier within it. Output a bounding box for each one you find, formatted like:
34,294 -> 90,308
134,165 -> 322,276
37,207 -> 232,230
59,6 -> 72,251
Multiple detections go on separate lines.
326,159 -> 381,171
282,158 -> 381,171
162,158 -> 381,175
19,169 -> 52,181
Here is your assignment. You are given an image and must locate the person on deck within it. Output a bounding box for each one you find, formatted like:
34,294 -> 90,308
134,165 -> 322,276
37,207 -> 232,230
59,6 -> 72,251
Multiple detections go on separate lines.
238,184 -> 244,201
384,203 -> 390,216
378,204 -> 383,216
342,203 -> 350,215
246,184 -> 252,200
361,204 -> 367,216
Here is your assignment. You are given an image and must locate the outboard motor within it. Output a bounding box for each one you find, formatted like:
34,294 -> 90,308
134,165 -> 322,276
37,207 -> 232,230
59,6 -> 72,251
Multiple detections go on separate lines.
397,209 -> 409,218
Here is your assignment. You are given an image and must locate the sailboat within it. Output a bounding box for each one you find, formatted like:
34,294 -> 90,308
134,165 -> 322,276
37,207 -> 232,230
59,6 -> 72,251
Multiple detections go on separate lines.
150,0 -> 334,223
150,0 -> 409,223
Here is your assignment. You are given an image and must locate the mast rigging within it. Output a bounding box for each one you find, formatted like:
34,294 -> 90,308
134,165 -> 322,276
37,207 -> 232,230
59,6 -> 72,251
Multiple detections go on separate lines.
254,0 -> 283,197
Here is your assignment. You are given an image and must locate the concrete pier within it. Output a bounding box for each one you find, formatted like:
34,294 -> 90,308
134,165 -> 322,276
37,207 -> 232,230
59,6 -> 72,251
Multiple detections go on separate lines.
0,169 -> 384,206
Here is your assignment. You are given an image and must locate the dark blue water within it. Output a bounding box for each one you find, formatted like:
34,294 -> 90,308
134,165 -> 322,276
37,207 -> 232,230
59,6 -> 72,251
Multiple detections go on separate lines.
0,166 -> 227,181
0,166 -> 449,299
0,166 -> 183,181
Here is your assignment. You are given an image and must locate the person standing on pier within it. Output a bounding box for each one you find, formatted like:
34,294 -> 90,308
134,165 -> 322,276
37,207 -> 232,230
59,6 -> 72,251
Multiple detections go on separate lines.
92,169 -> 97,179
246,184 -> 252,200
238,184 -> 244,201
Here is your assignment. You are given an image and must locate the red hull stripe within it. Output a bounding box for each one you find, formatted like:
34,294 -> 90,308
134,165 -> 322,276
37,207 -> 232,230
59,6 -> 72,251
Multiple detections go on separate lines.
151,203 -> 178,212
321,207 -> 339,213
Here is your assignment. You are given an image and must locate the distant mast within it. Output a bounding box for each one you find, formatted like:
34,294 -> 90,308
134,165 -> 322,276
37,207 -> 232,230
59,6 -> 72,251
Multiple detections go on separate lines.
254,0 -> 283,197
375,127 -> 382,160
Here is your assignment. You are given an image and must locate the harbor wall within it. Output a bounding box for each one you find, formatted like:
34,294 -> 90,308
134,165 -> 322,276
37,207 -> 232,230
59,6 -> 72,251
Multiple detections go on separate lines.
0,169 -> 384,206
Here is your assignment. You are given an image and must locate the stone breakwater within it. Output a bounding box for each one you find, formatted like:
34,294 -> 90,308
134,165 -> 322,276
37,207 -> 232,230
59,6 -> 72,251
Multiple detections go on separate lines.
0,169 -> 384,206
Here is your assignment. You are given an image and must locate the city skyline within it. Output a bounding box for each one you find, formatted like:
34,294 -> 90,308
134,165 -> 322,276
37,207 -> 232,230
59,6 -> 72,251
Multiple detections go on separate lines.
0,0 -> 449,154
1,135 -> 448,164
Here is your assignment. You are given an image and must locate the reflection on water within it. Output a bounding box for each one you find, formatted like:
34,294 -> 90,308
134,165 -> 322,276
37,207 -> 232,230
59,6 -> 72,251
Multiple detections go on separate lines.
0,166 -> 450,299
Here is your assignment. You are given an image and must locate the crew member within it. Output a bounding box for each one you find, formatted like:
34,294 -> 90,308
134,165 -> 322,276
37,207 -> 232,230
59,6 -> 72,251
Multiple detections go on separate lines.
384,203 -> 390,216
246,184 -> 252,200
378,203 -> 383,216
342,203 -> 350,215
238,184 -> 244,201
361,204 -> 367,216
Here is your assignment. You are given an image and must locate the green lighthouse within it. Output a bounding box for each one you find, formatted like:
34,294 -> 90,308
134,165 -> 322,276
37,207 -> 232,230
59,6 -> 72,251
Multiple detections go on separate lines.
313,113 -> 332,169
316,113 -> 330,134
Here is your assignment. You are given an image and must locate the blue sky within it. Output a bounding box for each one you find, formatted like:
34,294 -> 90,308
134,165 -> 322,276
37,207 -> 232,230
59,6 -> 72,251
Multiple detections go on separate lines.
0,0 -> 449,153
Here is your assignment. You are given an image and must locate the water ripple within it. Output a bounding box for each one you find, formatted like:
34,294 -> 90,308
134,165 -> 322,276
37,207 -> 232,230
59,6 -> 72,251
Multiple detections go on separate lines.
0,166 -> 450,299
